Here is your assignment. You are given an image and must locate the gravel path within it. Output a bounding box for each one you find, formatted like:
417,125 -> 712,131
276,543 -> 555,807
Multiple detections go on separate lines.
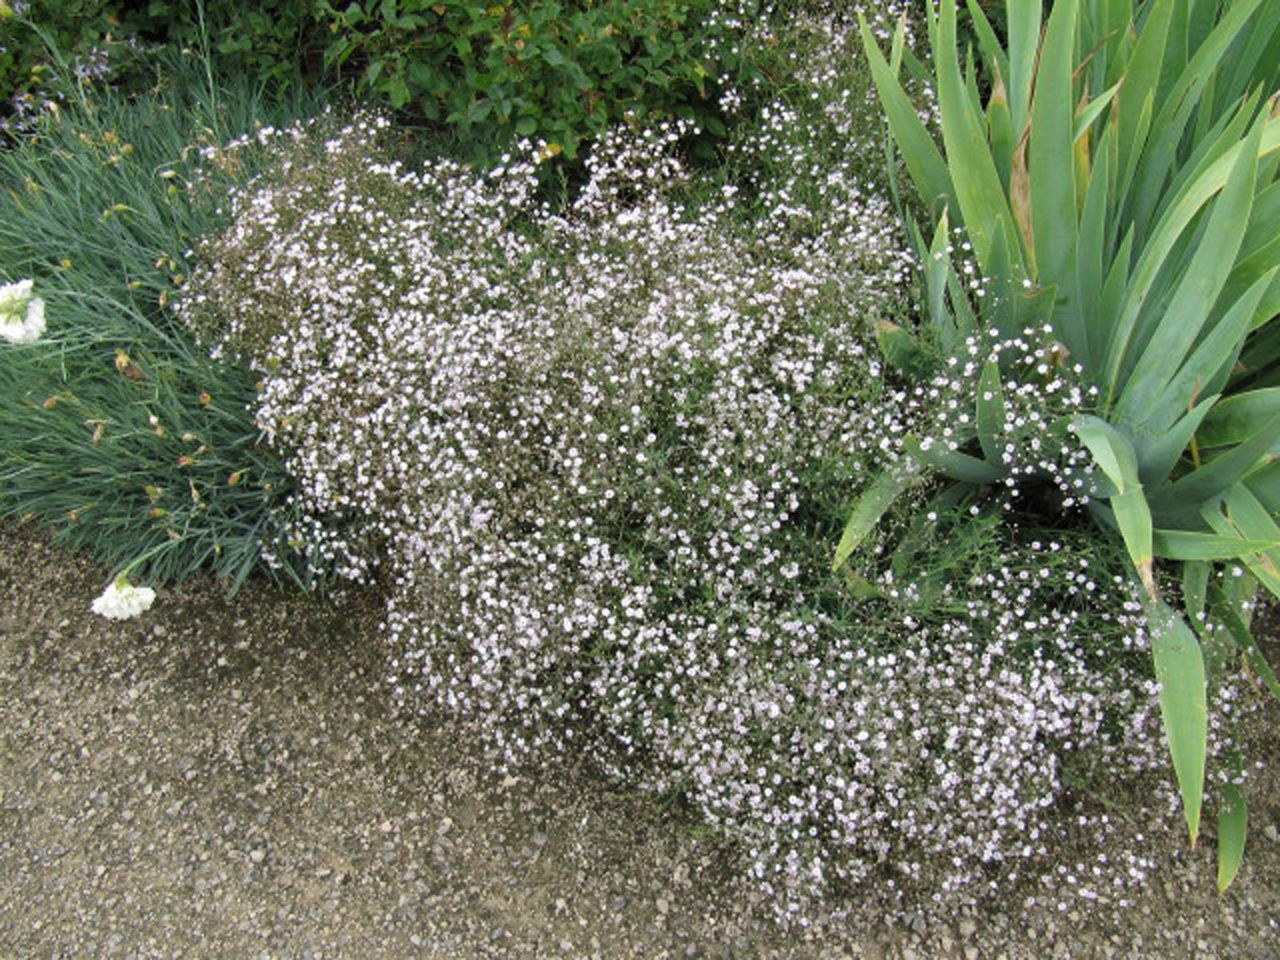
2,524 -> 1278,959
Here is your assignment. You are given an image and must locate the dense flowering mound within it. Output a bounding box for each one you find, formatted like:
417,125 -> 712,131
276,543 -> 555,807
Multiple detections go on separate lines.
178,49 -> 1185,916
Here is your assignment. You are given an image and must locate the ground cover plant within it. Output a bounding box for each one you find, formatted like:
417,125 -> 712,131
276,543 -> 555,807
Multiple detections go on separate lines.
854,0 -> 1280,888
165,5 -> 1262,918
0,52 -> 329,590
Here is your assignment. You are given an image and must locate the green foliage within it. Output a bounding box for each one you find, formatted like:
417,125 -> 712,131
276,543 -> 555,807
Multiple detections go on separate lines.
0,0 -> 142,133
318,0 -> 765,162
1,1 -> 330,136
0,51 -> 328,592
124,1 -> 330,88
857,0 -> 1280,883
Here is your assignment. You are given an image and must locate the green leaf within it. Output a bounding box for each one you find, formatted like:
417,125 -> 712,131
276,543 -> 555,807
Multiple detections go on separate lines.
1028,0 -> 1078,287
1182,560 -> 1210,621
876,318 -> 932,379
975,360 -> 1006,464
1217,781 -> 1247,893
1133,395 -> 1216,486
1114,117 -> 1262,423
1201,485 -> 1280,599
1209,583 -> 1280,704
1074,415 -> 1156,597
1115,0 -> 1173,185
1143,271 -> 1276,436
1073,81 -> 1121,144
1197,387 -> 1280,450
1073,414 -> 1139,492
935,0 -> 1023,275
1152,411 -> 1280,512
903,436 -> 1002,484
1148,600 -> 1207,847
1106,116 -> 1280,408
832,463 -> 922,572
1153,529 -> 1280,561
1005,0 -> 1042,137
858,13 -> 954,221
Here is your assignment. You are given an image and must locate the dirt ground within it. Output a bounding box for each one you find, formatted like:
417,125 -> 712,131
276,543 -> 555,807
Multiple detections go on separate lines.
1,523 -> 1278,959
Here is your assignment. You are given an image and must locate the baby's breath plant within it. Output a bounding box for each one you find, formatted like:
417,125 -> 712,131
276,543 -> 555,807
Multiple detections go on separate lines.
178,12 -> 1188,916
0,51 -> 330,591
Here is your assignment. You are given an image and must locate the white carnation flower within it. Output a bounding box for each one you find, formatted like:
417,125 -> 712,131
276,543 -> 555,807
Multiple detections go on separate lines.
0,278 -> 47,344
91,576 -> 157,620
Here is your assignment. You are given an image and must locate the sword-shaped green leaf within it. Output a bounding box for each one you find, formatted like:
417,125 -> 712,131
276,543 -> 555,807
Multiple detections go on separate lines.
1152,411 -> 1280,512
1217,781 -> 1247,893
1153,529 -> 1280,561
1201,486 -> 1280,599
1115,118 -> 1262,424
1133,395 -> 1216,485
832,462 -> 923,572
1197,388 -> 1280,450
1005,0 -> 1043,136
1074,415 -> 1157,597
1209,583 -> 1280,704
1148,599 -> 1208,847
858,13 -> 954,221
936,0 -> 1023,276
1029,0 -> 1079,287
904,436 -> 1003,484
975,360 -> 1006,464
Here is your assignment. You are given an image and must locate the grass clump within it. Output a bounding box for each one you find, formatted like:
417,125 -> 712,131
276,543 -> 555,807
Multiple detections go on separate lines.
0,55 -> 329,591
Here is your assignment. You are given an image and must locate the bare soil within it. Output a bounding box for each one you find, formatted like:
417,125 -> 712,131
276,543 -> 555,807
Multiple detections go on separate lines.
2,523 -> 1278,959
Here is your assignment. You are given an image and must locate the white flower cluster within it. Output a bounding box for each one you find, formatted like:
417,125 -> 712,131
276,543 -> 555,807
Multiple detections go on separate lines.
0,278 -> 46,344
178,23 -> 1171,919
91,576 -> 157,620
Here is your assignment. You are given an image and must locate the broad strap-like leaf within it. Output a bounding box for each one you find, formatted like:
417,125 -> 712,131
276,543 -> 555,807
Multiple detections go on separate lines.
1074,415 -> 1157,597
1217,781 -> 1247,893
1105,116 -> 1280,409
903,436 -> 1003,485
1182,559 -> 1210,621
1029,0 -> 1079,288
1197,387 -> 1280,451
1114,117 -> 1262,424
1148,600 -> 1208,847
832,462 -> 922,572
975,361 -> 1006,464
1201,485 -> 1280,599
936,0 -> 1025,277
1153,529 -> 1280,561
858,13 -> 954,222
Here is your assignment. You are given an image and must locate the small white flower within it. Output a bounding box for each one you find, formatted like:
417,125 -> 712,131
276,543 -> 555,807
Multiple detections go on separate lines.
91,576 -> 157,620
0,278 -> 47,344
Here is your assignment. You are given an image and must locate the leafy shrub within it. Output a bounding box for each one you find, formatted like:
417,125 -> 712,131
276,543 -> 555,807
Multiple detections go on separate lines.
0,0 -> 144,136
1,1 -> 329,137
0,51 -> 329,590
318,0 -> 772,162
176,14 -> 1200,915
124,0 -> 330,88
856,0 -> 1280,886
